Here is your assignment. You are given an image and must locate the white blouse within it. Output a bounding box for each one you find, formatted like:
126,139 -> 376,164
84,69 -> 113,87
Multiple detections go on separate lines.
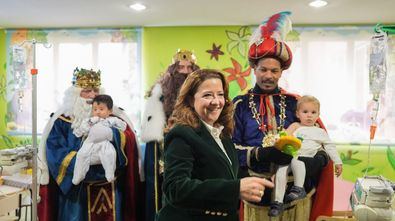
201,120 -> 232,165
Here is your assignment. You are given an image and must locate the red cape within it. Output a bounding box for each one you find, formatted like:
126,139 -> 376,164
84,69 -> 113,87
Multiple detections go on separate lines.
309,119 -> 334,221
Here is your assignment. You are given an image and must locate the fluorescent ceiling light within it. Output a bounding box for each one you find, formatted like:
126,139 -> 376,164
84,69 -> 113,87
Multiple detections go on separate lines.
309,0 -> 328,8
129,3 -> 146,11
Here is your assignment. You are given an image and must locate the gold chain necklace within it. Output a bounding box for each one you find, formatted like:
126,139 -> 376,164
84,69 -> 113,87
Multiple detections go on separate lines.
248,90 -> 287,147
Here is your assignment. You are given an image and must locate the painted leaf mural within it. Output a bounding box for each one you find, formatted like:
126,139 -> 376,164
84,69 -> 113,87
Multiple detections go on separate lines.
226,26 -> 250,57
361,166 -> 375,173
0,75 -> 5,101
343,158 -> 362,165
112,30 -> 138,42
386,146 -> 395,170
27,29 -> 48,43
341,149 -> 362,166
1,135 -> 14,148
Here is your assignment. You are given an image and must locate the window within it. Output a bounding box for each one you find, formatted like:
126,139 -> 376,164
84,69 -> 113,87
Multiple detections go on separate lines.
280,27 -> 395,143
6,29 -> 141,135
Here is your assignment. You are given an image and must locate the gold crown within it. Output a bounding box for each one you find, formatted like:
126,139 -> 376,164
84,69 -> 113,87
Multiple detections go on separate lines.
172,49 -> 197,64
72,68 -> 101,89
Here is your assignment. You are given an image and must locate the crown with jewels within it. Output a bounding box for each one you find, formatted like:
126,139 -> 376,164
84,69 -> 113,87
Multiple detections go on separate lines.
172,49 -> 197,64
72,68 -> 101,89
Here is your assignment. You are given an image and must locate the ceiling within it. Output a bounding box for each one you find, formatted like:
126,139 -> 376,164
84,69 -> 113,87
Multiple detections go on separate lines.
0,0 -> 394,28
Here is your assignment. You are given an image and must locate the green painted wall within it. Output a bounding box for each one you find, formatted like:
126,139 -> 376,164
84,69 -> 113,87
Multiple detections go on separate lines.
338,145 -> 395,182
0,30 -> 6,140
142,26 -> 253,95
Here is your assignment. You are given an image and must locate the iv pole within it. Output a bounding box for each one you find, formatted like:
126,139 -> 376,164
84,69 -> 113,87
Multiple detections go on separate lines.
17,39 -> 38,221
31,39 -> 38,221
18,39 -> 50,221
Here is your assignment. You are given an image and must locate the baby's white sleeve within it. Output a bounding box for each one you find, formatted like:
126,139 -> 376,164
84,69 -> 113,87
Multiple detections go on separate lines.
320,129 -> 342,165
108,117 -> 127,131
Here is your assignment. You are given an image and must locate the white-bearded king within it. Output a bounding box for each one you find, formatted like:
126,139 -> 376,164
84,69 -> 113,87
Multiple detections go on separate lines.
37,68 -> 143,221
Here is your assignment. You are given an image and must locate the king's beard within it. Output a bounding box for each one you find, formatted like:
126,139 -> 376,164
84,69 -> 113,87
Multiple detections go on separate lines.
71,96 -> 93,132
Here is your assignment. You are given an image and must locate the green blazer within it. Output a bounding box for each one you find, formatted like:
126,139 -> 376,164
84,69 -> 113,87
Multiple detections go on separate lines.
157,123 -> 240,221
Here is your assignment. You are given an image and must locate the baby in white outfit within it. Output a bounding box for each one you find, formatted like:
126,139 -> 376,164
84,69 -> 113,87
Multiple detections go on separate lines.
72,94 -> 126,185
269,95 -> 343,217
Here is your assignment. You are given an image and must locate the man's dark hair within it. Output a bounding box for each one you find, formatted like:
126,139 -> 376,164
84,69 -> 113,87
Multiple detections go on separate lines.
93,94 -> 113,110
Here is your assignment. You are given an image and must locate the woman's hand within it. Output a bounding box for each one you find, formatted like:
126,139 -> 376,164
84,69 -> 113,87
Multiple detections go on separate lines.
240,177 -> 274,202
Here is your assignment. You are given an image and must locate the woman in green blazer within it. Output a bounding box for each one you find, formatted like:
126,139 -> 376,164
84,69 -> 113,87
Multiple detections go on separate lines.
157,69 -> 274,221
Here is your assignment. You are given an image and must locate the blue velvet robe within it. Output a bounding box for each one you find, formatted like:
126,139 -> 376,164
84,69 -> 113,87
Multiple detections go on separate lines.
46,116 -> 128,221
232,85 -> 298,205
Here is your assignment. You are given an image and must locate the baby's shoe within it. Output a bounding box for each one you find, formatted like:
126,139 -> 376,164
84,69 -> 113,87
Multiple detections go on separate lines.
285,186 -> 306,203
268,201 -> 284,217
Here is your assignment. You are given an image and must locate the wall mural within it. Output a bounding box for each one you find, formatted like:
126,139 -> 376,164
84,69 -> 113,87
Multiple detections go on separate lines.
222,26 -> 252,96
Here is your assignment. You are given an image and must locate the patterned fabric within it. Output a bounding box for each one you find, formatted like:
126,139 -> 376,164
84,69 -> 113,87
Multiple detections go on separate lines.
248,38 -> 293,70
248,12 -> 293,70
233,85 -> 298,176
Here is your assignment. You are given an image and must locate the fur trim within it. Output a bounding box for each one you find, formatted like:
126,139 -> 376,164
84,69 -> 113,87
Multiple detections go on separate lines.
38,108 -> 66,184
141,84 -> 166,142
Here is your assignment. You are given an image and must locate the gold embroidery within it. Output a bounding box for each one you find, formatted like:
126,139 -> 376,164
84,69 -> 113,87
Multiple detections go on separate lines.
120,129 -> 126,149
154,142 -> 159,212
88,181 -> 117,220
119,130 -> 128,166
235,144 -> 255,150
248,92 -> 286,147
233,98 -> 243,110
56,151 -> 77,185
112,181 -> 116,221
59,115 -> 72,123
91,187 -> 113,214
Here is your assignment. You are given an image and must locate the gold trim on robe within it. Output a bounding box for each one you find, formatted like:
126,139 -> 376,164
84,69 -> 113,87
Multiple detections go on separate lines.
56,151 -> 77,185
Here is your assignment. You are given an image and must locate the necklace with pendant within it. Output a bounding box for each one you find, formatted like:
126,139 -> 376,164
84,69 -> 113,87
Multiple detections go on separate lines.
248,90 -> 287,147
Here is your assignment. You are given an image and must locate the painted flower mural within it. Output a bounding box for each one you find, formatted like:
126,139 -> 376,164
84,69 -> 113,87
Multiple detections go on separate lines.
223,57 -> 251,91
